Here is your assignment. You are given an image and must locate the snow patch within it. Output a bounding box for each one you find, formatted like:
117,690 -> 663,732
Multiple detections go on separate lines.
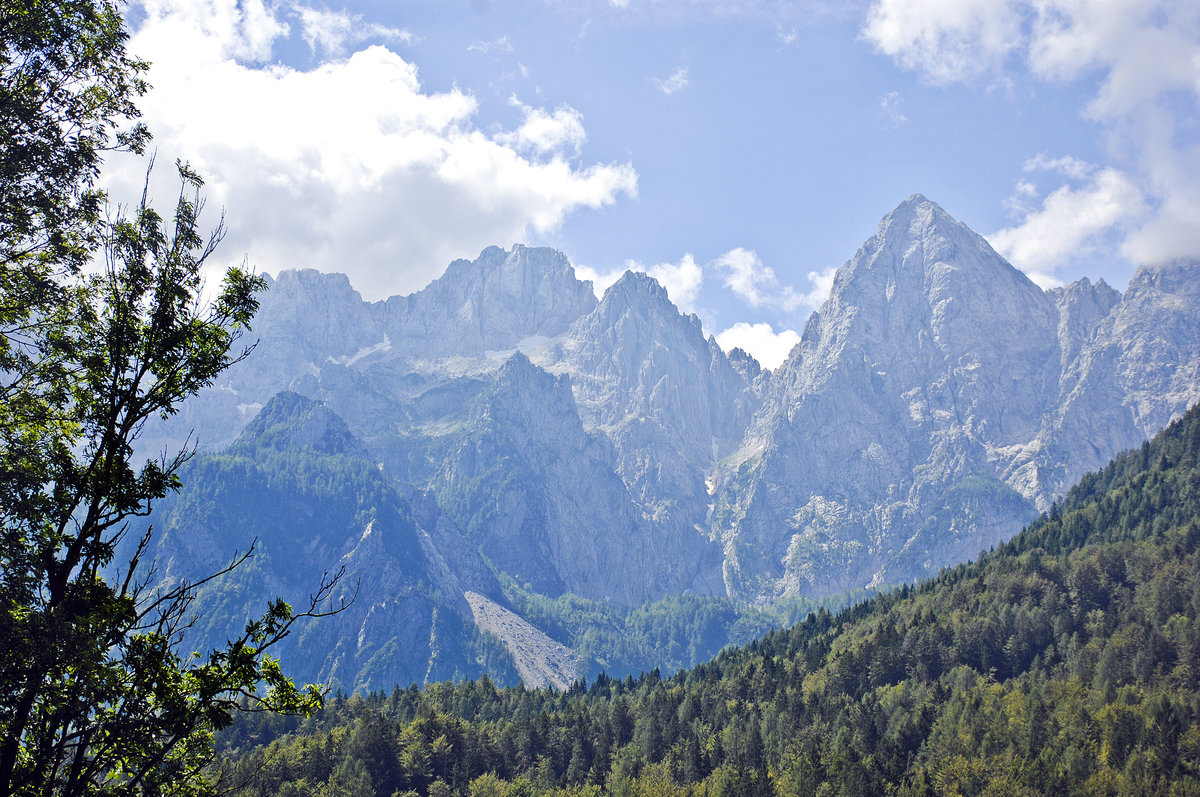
327,334 -> 391,367
237,402 -> 264,417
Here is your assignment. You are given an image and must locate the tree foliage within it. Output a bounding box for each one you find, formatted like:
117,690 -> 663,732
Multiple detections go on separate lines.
1,0 -> 148,267
1,2 -> 339,794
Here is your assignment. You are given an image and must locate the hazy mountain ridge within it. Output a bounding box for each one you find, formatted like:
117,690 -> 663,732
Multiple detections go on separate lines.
141,195 -> 1200,687
218,400 -> 1200,796
137,391 -> 519,691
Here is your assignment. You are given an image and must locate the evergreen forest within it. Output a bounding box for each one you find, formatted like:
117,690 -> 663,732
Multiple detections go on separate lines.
212,404 -> 1200,796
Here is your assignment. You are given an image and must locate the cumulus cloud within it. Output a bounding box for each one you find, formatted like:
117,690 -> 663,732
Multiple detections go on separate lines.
713,248 -> 806,311
715,322 -> 800,370
109,0 -> 637,301
647,254 -> 703,311
863,0 -> 1200,272
655,67 -> 690,95
496,98 -> 588,157
802,265 -> 838,308
862,0 -> 1023,84
989,163 -> 1147,287
575,253 -> 703,312
296,5 -> 415,57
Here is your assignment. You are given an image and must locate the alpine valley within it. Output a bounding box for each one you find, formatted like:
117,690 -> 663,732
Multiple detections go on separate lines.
136,195 -> 1200,691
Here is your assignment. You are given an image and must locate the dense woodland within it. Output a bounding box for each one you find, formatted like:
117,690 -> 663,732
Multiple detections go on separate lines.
214,404 -> 1200,796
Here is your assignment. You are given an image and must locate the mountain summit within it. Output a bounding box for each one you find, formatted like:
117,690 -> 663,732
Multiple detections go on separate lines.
138,198 -> 1200,687
714,195 -> 1198,599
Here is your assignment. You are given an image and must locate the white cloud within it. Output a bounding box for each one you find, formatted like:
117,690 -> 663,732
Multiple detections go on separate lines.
1121,147 -> 1200,265
715,322 -> 800,370
864,0 -> 1200,111
655,67 -> 690,95
296,5 -> 414,57
129,0 -> 287,62
863,0 -> 1200,270
496,98 -> 588,157
862,0 -> 1023,84
1023,153 -> 1096,180
576,253 -> 704,312
647,254 -> 703,311
989,164 -> 1147,286
112,0 -> 637,301
713,248 -> 806,311
1026,1 -> 1200,119
573,264 -> 626,298
802,265 -> 837,308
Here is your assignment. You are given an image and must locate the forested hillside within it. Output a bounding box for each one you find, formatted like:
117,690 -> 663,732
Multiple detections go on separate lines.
212,404 -> 1200,795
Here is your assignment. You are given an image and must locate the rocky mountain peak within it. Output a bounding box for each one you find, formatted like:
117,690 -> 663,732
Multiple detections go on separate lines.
789,195 -> 1059,406
492,350 -> 570,404
584,269 -> 706,349
832,195 -> 1038,311
265,268 -> 362,302
253,269 -> 379,362
138,192 -> 1200,687
1127,257 -> 1200,297
604,269 -> 672,308
724,345 -> 763,382
385,245 -> 598,356
1052,276 -> 1123,368
233,391 -> 367,458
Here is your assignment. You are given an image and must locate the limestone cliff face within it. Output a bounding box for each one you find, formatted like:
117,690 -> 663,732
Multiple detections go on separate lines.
140,198 -> 1200,681
436,352 -> 673,605
562,272 -> 756,498
713,196 -> 1057,597
136,392 -> 514,692
156,249 -> 747,606
137,245 -> 596,456
554,272 -> 754,595
381,244 -> 597,357
1028,258 -> 1200,501
713,197 -> 1200,599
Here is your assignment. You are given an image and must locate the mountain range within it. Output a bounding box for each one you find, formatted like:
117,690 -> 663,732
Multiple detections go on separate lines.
217,395 -> 1200,796
136,194 -> 1200,690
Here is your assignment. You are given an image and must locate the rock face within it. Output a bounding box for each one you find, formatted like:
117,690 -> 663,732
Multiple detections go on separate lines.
139,195 -> 1200,686
713,195 -> 1200,598
383,245 -> 598,357
1032,259 -> 1200,499
436,351 -> 667,605
135,392 -> 515,692
713,196 -> 1060,596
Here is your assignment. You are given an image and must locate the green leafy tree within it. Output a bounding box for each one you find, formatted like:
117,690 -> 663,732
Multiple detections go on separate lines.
1,1 -> 343,794
1,0 -> 150,399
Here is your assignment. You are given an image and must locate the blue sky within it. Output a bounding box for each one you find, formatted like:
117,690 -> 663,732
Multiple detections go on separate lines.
109,0 -> 1200,368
